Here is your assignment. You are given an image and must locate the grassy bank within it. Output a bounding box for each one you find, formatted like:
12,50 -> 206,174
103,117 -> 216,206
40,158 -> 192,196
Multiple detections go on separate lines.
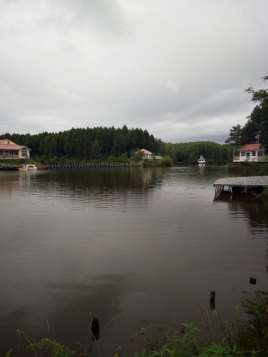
31,155 -> 173,168
228,162 -> 268,176
5,292 -> 268,357
0,159 -> 33,170
143,156 -> 173,167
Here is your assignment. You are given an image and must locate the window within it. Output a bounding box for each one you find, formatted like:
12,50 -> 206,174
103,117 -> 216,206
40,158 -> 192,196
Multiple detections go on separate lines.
241,152 -> 246,156
252,151 -> 256,156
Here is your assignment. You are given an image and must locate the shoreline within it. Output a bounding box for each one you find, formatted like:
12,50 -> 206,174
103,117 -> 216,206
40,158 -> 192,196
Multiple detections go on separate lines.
5,292 -> 268,357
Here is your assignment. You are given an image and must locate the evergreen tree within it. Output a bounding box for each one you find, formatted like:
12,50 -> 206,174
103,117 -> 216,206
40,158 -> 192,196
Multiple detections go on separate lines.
0,126 -> 163,159
90,140 -> 102,158
226,76 -> 268,148
225,125 -> 242,145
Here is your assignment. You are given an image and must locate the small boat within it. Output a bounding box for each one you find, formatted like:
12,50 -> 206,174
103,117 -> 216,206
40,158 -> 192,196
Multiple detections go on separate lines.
19,164 -> 38,171
197,155 -> 206,166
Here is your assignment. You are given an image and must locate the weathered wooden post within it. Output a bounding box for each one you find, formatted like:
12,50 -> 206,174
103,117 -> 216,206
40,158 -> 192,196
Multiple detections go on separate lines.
90,317 -> 100,341
210,291 -> 216,310
249,277 -> 256,285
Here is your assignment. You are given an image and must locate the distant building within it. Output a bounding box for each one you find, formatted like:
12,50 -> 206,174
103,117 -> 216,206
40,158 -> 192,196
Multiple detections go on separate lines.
138,148 -> 154,160
137,148 -> 162,160
233,144 -> 268,162
197,155 -> 206,166
0,139 -> 31,159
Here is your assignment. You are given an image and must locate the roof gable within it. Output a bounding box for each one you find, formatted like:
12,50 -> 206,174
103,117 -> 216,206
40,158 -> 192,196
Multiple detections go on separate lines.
140,148 -> 153,155
0,138 -> 27,151
0,139 -> 16,145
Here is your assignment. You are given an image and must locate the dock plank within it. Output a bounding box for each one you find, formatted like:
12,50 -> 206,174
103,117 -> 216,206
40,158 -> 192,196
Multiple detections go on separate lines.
214,176 -> 268,187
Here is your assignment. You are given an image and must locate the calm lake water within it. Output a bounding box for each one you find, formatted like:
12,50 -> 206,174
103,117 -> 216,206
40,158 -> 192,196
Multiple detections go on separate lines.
0,167 -> 268,355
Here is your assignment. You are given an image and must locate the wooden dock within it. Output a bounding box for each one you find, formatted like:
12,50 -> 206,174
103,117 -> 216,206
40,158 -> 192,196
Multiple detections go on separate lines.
213,176 -> 268,200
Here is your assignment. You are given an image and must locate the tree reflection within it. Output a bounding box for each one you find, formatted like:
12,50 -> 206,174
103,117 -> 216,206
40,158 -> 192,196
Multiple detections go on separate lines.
227,200 -> 268,232
0,168 -> 167,198
227,200 -> 268,273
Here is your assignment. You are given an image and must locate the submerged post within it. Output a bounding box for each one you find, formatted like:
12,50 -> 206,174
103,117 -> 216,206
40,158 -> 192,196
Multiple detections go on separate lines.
210,291 -> 216,311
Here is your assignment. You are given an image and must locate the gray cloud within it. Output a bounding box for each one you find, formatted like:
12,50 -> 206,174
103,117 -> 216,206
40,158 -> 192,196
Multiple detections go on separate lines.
61,0 -> 126,34
0,0 -> 267,141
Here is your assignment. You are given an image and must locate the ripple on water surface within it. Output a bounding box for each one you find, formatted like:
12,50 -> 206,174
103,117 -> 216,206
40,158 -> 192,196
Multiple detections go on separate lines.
0,167 -> 267,356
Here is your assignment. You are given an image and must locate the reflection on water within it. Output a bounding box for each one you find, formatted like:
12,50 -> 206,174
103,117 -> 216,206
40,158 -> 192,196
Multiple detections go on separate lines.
0,168 -> 166,209
0,167 -> 268,356
228,200 -> 268,232
227,200 -> 268,274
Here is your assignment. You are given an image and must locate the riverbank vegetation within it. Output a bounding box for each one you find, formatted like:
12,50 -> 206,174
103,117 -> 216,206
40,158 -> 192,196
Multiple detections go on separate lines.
143,155 -> 173,167
0,127 -> 234,166
165,142 -> 232,165
5,292 -> 268,357
136,293 -> 268,356
134,294 -> 268,357
0,158 -> 36,170
228,162 -> 268,176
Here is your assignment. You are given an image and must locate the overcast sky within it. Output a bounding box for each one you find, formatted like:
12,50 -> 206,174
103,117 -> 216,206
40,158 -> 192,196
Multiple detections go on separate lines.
0,0 -> 267,142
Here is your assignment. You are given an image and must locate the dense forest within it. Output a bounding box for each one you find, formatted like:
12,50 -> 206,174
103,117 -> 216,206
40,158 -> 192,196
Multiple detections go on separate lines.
1,126 -> 233,164
226,76 -> 268,148
1,126 -> 164,159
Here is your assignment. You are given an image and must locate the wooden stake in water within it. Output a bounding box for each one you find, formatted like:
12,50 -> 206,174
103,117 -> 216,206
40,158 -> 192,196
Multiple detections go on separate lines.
210,291 -> 216,311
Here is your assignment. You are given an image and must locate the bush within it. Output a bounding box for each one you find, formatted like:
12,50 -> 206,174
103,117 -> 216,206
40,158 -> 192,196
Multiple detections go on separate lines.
135,324 -> 233,357
143,156 -> 173,167
135,292 -> 268,357
161,156 -> 173,167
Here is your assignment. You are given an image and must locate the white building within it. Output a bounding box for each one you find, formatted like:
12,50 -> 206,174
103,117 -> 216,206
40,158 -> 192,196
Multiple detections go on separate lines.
0,139 -> 31,159
139,148 -> 154,160
233,144 -> 267,162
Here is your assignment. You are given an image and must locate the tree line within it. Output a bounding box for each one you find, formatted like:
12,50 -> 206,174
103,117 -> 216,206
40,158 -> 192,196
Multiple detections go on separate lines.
1,126 -> 164,160
165,141 -> 232,164
226,76 -> 268,148
1,126 -> 234,164
3,78 -> 267,164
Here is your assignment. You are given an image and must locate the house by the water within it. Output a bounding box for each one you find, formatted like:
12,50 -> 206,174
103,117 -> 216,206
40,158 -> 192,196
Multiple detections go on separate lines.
0,139 -> 31,159
138,148 -> 162,160
233,144 -> 268,163
139,148 -> 153,159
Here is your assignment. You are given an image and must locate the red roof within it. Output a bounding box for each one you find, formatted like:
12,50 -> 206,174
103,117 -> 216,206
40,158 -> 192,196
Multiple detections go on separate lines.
239,144 -> 262,152
0,143 -> 24,151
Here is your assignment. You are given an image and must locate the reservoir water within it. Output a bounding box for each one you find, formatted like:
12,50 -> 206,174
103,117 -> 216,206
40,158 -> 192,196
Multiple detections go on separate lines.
0,167 -> 267,355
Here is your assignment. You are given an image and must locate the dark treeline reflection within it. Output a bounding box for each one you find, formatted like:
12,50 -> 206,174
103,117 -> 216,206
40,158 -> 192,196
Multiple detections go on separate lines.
0,168 -> 166,194
228,200 -> 268,232
35,167 -> 166,192
227,200 -> 268,273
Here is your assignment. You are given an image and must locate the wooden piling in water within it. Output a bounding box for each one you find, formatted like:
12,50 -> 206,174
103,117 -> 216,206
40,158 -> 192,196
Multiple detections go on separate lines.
210,291 -> 216,311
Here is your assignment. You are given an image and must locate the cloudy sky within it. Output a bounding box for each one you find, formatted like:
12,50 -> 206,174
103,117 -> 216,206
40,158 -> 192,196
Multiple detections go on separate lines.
0,0 -> 267,142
